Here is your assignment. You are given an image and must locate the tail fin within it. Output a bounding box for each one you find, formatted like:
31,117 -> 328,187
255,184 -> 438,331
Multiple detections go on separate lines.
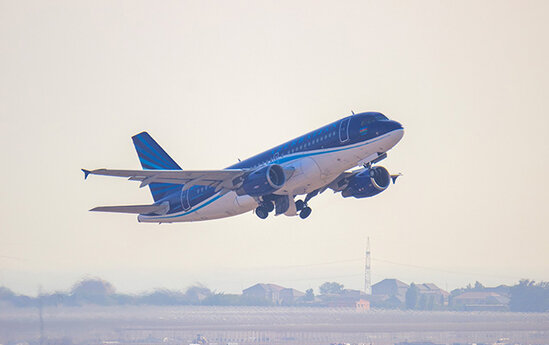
132,132 -> 182,202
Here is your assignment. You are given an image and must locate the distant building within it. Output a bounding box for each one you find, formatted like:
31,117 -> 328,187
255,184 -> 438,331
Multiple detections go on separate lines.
415,283 -> 450,306
451,291 -> 510,311
242,283 -> 286,304
279,288 -> 305,305
319,289 -> 369,309
355,298 -> 370,311
371,279 -> 409,307
482,285 -> 511,297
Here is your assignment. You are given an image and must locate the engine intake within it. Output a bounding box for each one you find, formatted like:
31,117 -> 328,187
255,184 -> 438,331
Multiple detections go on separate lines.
342,166 -> 391,198
239,164 -> 286,197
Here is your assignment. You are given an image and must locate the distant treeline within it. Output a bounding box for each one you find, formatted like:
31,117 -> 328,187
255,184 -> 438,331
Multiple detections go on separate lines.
0,279 -> 250,308
1,278 -> 548,312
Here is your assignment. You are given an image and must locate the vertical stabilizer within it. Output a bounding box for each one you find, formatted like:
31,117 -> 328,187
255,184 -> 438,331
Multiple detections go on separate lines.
132,132 -> 182,202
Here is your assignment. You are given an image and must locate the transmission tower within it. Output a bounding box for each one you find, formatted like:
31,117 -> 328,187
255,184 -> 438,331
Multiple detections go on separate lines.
365,237 -> 371,295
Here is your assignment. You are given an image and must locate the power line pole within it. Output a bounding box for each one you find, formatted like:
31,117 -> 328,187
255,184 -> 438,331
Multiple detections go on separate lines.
365,237 -> 371,295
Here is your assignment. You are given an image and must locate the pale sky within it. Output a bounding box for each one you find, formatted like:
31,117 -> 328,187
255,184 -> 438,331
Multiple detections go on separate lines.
1,0 -> 548,296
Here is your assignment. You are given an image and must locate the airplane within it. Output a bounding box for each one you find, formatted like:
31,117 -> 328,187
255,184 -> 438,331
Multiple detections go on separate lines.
82,112 -> 404,223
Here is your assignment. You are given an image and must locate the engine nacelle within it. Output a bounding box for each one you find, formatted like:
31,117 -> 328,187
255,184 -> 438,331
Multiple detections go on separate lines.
239,164 -> 286,197
342,166 -> 391,198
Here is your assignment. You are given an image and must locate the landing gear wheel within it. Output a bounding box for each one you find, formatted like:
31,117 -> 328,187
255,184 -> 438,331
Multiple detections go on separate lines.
256,206 -> 268,219
295,200 -> 305,212
263,201 -> 274,213
299,207 -> 312,219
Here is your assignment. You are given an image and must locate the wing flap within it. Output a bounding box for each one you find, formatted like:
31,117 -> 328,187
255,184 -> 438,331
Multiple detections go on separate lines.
90,203 -> 169,215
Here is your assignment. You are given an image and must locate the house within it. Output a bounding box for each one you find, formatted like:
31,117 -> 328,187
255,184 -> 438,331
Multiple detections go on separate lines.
451,291 -> 510,311
279,288 -> 305,305
355,298 -> 370,311
482,285 -> 510,297
415,283 -> 450,306
242,283 -> 286,304
372,279 -> 409,305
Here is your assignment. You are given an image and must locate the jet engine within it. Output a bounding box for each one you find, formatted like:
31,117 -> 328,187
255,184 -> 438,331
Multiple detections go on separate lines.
342,166 -> 391,198
239,164 -> 286,197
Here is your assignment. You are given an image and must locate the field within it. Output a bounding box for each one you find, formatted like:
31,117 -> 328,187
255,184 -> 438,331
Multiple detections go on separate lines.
2,306 -> 549,345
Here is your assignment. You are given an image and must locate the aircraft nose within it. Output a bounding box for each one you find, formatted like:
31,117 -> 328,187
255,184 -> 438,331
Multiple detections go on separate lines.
388,120 -> 404,131
390,120 -> 404,140
381,120 -> 404,147
380,120 -> 404,134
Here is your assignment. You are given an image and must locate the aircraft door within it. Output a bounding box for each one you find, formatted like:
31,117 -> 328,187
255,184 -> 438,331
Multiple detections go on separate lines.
181,189 -> 191,211
339,118 -> 350,142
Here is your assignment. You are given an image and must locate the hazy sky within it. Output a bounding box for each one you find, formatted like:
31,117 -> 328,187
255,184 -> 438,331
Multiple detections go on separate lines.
1,0 -> 548,296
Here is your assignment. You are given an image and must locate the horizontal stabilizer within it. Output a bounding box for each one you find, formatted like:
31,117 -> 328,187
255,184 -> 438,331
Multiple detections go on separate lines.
90,202 -> 169,215
82,169 -> 91,179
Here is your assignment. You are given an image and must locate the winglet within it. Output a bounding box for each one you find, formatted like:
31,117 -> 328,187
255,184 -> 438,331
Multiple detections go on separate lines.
82,169 -> 91,180
391,173 -> 403,184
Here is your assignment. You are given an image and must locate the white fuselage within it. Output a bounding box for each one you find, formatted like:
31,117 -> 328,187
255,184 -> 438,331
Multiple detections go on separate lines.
138,129 -> 404,223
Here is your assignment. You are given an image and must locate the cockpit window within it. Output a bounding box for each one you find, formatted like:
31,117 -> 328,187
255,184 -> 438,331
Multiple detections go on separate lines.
361,113 -> 387,125
361,117 -> 376,125
374,113 -> 388,120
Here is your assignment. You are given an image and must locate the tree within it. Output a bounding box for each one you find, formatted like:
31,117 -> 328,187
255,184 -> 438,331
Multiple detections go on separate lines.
510,279 -> 549,312
304,288 -> 315,301
71,278 -> 115,296
185,285 -> 212,304
319,282 -> 344,295
202,292 -> 241,306
70,278 -> 116,305
405,283 -> 418,310
138,289 -> 185,305
474,281 -> 485,290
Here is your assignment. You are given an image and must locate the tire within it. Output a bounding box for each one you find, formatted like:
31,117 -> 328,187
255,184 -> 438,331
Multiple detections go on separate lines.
295,200 -> 305,211
299,207 -> 312,219
256,206 -> 268,219
263,201 -> 275,213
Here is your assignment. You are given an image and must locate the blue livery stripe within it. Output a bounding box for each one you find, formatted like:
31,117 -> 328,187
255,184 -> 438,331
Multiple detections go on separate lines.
138,157 -> 165,170
135,137 -> 174,168
135,135 -> 180,169
136,145 -> 173,168
148,193 -> 225,219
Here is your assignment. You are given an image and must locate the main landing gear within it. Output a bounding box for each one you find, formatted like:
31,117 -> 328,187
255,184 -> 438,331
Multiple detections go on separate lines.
255,190 -> 319,220
255,201 -> 274,219
296,189 -> 320,219
295,199 -> 312,219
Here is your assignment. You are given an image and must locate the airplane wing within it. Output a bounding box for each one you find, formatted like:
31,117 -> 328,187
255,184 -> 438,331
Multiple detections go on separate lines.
327,171 -> 356,192
326,151 -> 390,192
82,168 -> 248,192
327,169 -> 402,193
